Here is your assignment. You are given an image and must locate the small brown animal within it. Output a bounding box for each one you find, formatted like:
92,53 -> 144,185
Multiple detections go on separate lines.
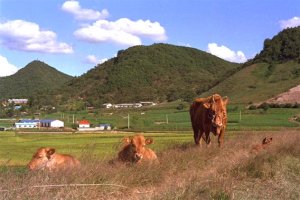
118,134 -> 158,164
27,147 -> 80,171
251,137 -> 273,153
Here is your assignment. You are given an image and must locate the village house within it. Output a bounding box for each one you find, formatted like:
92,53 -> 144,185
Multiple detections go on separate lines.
79,119 -> 90,128
40,119 -> 64,128
99,124 -> 111,130
8,99 -> 28,105
14,119 -> 39,128
14,119 -> 64,129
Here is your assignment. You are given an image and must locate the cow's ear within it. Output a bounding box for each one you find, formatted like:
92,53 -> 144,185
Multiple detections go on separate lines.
222,96 -> 229,106
46,148 -> 55,159
203,102 -> 211,109
262,137 -> 267,144
145,138 -> 154,145
123,137 -> 130,144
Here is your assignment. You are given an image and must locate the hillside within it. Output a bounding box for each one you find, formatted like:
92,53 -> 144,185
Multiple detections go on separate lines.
64,43 -> 241,106
201,61 -> 300,103
0,60 -> 72,99
266,84 -> 300,104
201,27 -> 300,103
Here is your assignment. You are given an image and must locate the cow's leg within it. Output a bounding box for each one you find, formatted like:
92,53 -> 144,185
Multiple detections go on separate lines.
204,130 -> 211,147
194,129 -> 201,145
218,128 -> 225,147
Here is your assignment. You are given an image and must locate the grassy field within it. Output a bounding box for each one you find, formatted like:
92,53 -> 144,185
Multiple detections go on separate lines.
1,104 -> 299,132
1,130 -> 299,200
0,131 -> 193,166
1,104 -> 299,199
0,105 -> 300,166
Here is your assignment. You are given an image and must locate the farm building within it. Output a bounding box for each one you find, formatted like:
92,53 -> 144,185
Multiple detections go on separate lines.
15,119 -> 39,128
103,102 -> 156,109
140,101 -> 157,106
103,103 -> 113,108
40,119 -> 64,128
114,103 -> 142,108
79,120 -> 90,128
8,99 -> 28,105
99,124 -> 111,130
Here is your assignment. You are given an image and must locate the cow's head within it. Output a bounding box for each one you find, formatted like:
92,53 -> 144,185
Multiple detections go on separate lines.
203,94 -> 228,135
122,134 -> 153,163
262,137 -> 273,145
27,147 -> 55,170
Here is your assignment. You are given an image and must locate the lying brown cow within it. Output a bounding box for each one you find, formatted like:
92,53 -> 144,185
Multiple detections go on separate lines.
28,147 -> 80,171
190,94 -> 228,147
251,137 -> 273,154
118,134 -> 158,164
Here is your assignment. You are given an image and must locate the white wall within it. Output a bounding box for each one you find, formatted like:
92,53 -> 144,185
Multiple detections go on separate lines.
50,120 -> 64,128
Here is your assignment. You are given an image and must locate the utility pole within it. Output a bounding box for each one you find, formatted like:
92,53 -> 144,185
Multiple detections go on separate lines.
166,114 -> 169,124
239,110 -> 242,122
72,114 -> 75,124
128,113 -> 130,129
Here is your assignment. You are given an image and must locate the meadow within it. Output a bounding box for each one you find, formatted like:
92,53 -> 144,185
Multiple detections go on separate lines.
0,106 -> 299,166
0,130 -> 299,200
0,105 -> 299,199
3,104 -> 297,132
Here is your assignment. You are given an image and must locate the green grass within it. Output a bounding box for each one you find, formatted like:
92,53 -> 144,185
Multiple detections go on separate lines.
1,105 -> 299,166
36,106 -> 300,131
0,132 -> 192,166
202,61 -> 300,104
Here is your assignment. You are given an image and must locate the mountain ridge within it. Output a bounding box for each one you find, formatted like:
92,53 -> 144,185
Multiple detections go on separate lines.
0,60 -> 73,99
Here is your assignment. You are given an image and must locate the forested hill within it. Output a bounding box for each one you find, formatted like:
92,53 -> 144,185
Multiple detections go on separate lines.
202,26 -> 300,103
64,43 -> 241,106
0,60 -> 72,99
252,26 -> 300,64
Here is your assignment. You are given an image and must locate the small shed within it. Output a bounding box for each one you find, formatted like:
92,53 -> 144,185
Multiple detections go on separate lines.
79,120 -> 90,128
99,124 -> 111,130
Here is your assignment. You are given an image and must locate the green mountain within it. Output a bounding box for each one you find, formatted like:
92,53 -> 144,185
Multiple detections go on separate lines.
202,26 -> 300,103
0,60 -> 73,99
252,26 -> 300,63
64,43 -> 241,106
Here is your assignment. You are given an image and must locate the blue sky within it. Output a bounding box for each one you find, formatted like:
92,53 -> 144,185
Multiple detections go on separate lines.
0,0 -> 299,77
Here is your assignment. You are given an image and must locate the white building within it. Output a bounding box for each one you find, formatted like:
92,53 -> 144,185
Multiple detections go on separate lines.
8,99 -> 28,104
114,103 -> 142,108
99,124 -> 111,130
79,120 -> 90,128
15,119 -> 39,128
51,120 -> 64,128
103,103 -> 113,108
40,119 -> 64,128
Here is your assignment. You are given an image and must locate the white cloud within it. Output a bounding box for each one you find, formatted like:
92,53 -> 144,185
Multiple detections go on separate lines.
74,18 -> 167,46
0,55 -> 19,77
85,55 -> 108,65
62,0 -> 109,21
207,43 -> 247,63
279,16 -> 300,29
0,20 -> 73,54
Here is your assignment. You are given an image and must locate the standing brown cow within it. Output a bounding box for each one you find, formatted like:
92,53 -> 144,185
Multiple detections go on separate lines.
27,147 -> 80,171
118,134 -> 158,164
190,94 -> 228,147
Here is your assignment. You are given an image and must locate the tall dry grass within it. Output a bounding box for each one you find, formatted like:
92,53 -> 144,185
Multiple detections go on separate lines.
0,130 -> 299,200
